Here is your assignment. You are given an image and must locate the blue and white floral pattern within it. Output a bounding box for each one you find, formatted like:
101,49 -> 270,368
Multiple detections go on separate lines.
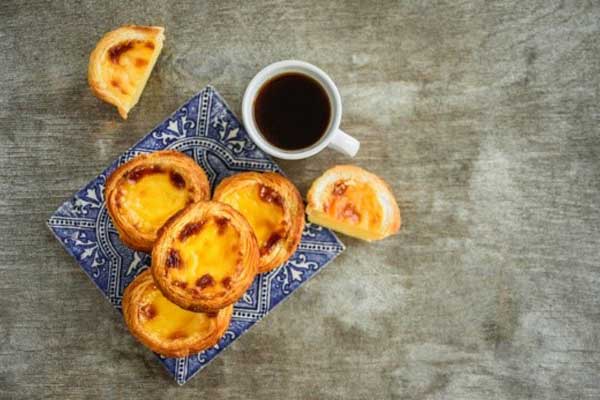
47,86 -> 345,385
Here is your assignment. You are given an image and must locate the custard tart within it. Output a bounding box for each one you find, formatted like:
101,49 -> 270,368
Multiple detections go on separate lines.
213,172 -> 305,273
122,270 -> 233,358
105,150 -> 210,252
306,165 -> 401,241
151,201 -> 259,312
88,25 -> 165,119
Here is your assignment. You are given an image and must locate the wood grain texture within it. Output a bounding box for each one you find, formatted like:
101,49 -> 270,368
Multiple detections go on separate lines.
1,0 -> 599,399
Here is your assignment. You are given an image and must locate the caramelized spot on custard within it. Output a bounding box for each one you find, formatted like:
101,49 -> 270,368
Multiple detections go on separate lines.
166,248 -> 181,268
178,221 -> 204,241
172,280 -> 187,289
109,79 -> 128,95
342,204 -> 360,223
196,274 -> 215,289
169,171 -> 186,189
207,312 -> 219,318
261,232 -> 282,255
167,331 -> 187,340
134,58 -> 149,68
140,304 -> 157,320
221,276 -> 232,289
259,185 -> 284,208
214,217 -> 229,235
126,165 -> 163,182
108,41 -> 135,63
333,181 -> 348,196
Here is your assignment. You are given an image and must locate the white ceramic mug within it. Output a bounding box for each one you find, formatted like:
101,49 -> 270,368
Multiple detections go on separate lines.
242,60 -> 360,160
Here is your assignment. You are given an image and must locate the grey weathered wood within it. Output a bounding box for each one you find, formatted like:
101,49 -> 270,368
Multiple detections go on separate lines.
1,0 -> 599,399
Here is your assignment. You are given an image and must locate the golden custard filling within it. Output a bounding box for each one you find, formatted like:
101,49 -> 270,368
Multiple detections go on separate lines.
219,184 -> 286,253
118,167 -> 191,235
167,218 -> 241,290
102,40 -> 157,104
139,288 -> 212,341
324,181 -> 383,231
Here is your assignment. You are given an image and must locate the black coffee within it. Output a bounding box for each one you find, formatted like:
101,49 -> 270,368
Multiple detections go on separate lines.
254,73 -> 331,151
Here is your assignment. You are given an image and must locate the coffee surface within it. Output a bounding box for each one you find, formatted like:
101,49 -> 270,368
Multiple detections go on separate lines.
254,73 -> 331,151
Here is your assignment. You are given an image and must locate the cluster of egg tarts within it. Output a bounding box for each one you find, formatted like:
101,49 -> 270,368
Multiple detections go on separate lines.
106,150 -> 304,356
106,150 -> 400,357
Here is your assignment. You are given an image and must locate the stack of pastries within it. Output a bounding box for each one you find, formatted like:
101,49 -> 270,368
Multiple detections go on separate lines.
106,150 -> 305,357
107,150 -> 400,357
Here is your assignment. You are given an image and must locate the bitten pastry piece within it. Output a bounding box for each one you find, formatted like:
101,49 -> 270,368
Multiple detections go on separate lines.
306,165 -> 400,241
151,201 -> 259,312
122,270 -> 233,358
213,172 -> 305,273
105,150 -> 210,252
88,25 -> 164,119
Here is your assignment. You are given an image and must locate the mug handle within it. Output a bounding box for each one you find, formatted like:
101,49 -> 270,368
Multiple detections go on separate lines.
328,129 -> 360,157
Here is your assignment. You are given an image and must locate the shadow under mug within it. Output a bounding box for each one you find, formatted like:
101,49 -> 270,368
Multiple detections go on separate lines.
242,60 -> 360,160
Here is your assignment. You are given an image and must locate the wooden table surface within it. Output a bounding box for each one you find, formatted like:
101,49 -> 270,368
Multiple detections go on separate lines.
1,1 -> 599,399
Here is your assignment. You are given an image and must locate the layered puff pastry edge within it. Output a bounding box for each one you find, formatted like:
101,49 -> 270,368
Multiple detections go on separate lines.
213,172 -> 305,273
105,150 -> 210,252
306,165 -> 400,241
122,270 -> 233,358
151,201 -> 259,312
88,25 -> 164,119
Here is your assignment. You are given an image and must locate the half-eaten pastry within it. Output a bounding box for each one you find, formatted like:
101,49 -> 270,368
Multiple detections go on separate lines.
88,25 -> 165,119
306,165 -> 400,241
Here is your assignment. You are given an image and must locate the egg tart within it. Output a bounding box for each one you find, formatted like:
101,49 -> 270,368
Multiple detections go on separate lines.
213,172 -> 305,273
105,150 -> 210,252
122,270 -> 233,358
88,25 -> 165,119
306,165 -> 401,241
151,201 -> 259,312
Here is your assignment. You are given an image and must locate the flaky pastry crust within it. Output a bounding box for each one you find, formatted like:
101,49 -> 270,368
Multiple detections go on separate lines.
122,270 -> 233,358
213,172 -> 305,273
151,201 -> 259,312
306,165 -> 401,241
88,25 -> 164,119
105,150 -> 210,252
